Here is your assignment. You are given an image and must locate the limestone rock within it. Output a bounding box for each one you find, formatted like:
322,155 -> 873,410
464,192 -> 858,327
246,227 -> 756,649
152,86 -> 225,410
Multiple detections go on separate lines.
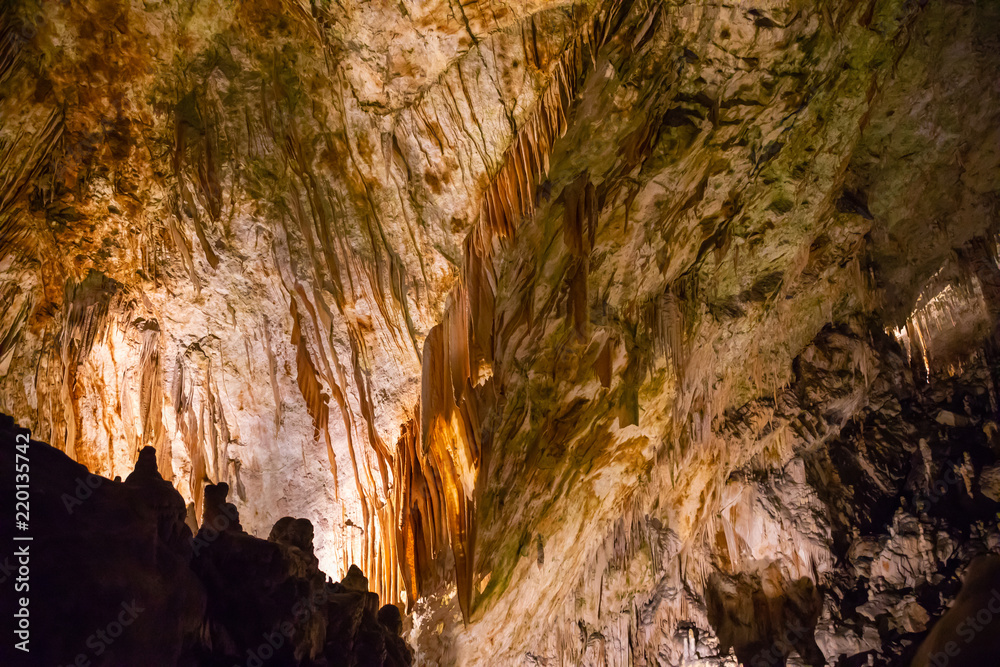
980,464 -> 1000,502
342,564 -> 370,593
1,0 -> 1000,663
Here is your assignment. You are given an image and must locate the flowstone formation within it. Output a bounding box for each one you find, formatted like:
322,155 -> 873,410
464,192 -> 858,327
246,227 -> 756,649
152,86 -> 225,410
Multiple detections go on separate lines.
2,0 -> 1000,664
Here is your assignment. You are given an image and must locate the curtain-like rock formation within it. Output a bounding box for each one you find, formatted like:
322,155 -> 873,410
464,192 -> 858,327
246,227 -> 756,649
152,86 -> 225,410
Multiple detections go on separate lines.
2,0 -> 1000,664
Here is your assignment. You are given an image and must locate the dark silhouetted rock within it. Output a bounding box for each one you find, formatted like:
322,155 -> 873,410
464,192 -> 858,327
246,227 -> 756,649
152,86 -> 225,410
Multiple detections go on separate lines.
342,563 -> 370,592
0,416 -> 206,666
0,415 -> 413,666
378,604 -> 403,636
911,555 -> 1000,667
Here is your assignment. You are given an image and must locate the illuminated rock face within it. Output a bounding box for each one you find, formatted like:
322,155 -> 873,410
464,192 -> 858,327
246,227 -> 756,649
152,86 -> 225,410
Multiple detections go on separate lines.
2,0 -> 1000,664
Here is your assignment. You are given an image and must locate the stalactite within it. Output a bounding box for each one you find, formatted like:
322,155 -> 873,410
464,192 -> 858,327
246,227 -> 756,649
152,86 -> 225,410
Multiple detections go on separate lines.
292,284 -> 350,503
655,290 -> 686,381
170,341 -> 234,523
394,415 -> 437,608
0,284 -> 31,374
193,112 -> 223,222
262,317 -> 283,431
448,286 -> 474,400
172,358 -> 206,517
462,8 -> 593,269
596,337 -> 614,388
174,96 -> 220,270
464,234 -> 496,365
166,211 -> 202,294
347,327 -> 394,479
561,172 -> 597,340
373,0 -> 642,618
57,272 -> 126,461
0,18 -> 23,91
0,107 -> 63,239
137,325 -> 168,477
289,298 -> 338,494
62,273 -> 121,366
892,270 -> 991,380
409,292 -> 493,621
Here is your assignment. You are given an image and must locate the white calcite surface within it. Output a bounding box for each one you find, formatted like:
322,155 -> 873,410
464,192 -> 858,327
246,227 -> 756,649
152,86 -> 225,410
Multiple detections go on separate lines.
2,0 -> 1000,664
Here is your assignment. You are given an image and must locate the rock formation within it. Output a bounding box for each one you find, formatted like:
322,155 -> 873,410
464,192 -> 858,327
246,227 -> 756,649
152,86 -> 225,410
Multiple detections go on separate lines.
910,556 -> 1000,667
0,414 -> 412,666
2,0 -> 1000,664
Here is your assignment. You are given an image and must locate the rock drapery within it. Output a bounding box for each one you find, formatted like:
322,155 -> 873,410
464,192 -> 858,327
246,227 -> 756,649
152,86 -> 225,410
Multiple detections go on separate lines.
2,0 -> 1000,664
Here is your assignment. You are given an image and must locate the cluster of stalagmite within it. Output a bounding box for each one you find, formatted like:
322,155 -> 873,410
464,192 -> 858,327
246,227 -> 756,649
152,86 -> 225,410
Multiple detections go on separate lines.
0,417 -> 413,666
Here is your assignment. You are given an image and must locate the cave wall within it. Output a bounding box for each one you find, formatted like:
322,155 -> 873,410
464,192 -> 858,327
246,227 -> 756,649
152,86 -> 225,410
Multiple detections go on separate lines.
398,0 -> 1000,662
1,0 -> 589,602
2,0 -> 1000,664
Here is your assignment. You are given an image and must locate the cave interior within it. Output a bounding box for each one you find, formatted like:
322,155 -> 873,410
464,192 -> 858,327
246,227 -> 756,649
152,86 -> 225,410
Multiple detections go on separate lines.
2,0 -> 1000,665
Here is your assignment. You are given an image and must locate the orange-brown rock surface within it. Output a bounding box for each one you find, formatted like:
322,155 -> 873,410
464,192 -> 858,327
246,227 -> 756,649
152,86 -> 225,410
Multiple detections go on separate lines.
2,0 -> 1000,664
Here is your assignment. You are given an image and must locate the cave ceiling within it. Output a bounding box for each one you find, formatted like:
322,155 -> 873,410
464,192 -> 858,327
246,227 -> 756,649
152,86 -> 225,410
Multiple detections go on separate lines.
1,0 -> 999,664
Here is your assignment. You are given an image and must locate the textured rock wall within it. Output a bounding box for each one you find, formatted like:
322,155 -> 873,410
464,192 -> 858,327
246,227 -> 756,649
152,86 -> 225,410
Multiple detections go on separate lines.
2,0 -> 1000,664
398,0 -> 1000,662
0,0 -> 587,603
